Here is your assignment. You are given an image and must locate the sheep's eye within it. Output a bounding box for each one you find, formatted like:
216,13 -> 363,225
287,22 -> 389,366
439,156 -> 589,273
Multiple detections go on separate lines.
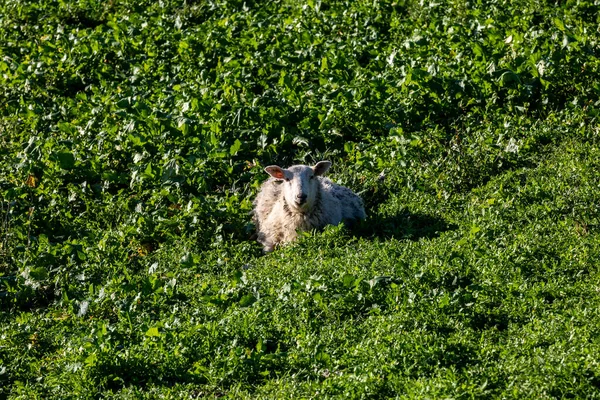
285,178 -> 291,182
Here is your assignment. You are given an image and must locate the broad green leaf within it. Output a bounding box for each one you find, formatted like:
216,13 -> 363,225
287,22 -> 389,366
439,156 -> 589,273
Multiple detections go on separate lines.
56,152 -> 75,169
239,294 -> 256,307
145,327 -> 161,337
230,139 -> 242,155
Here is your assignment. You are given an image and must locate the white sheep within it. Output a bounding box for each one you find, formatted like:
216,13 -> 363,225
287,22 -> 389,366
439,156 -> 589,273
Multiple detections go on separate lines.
252,161 -> 366,252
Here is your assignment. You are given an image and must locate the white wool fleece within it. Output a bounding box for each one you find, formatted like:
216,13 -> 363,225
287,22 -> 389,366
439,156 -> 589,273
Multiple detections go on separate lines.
253,161 -> 366,252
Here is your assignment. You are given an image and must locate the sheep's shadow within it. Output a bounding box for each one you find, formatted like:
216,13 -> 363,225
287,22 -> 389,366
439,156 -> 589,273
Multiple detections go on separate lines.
352,211 -> 456,241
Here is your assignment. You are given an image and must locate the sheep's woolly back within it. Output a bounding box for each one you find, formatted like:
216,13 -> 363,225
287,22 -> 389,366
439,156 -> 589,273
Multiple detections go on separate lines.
321,178 -> 366,222
253,170 -> 365,252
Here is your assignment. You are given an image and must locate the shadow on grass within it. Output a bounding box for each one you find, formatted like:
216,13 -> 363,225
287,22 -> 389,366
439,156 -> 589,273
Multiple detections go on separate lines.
353,211 -> 457,241
0,279 -> 58,313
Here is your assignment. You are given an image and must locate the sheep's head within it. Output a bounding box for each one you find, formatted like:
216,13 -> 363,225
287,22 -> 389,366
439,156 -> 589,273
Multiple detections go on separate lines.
265,161 -> 332,213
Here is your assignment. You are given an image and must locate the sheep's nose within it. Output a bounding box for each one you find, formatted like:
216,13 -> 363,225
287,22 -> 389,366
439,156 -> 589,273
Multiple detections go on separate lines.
296,194 -> 307,204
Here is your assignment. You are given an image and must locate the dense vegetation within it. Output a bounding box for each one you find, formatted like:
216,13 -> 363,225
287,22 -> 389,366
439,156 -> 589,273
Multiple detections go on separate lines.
1,0 -> 599,397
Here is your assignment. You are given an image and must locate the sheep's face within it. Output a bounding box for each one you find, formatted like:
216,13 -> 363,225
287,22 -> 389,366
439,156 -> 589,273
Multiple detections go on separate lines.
265,161 -> 332,213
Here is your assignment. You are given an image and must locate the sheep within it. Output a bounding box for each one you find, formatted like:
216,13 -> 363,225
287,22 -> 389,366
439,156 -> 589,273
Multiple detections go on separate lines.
252,160 -> 366,252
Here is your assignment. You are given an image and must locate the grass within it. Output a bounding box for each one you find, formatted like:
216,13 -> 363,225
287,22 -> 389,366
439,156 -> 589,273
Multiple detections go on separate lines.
1,0 -> 600,398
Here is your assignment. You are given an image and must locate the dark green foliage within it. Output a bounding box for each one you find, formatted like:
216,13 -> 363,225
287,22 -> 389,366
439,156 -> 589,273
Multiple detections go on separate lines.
1,0 -> 600,398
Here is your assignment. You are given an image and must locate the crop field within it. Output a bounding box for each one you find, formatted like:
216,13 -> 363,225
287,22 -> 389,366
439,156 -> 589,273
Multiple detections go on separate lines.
1,0 -> 600,398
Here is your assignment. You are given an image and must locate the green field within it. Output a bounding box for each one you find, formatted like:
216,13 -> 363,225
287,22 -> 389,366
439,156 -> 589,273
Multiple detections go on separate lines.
1,0 -> 600,398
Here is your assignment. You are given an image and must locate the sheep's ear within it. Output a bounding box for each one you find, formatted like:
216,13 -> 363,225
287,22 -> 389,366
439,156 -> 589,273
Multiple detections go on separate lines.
313,161 -> 332,176
265,165 -> 288,180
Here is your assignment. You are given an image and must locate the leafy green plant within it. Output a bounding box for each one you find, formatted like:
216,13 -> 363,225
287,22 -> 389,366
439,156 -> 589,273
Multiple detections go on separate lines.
1,0 -> 600,398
